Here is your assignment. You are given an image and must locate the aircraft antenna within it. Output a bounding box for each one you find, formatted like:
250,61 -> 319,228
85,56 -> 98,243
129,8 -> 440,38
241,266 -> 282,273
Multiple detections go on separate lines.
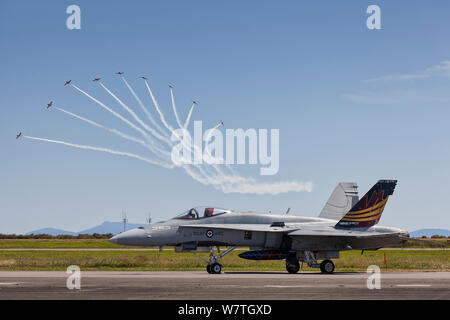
122,211 -> 128,233
147,212 -> 152,224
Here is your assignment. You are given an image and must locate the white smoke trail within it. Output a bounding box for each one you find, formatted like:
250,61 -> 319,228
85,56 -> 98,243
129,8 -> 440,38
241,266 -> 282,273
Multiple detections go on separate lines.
143,80 -> 216,183
145,88 -> 231,185
46,80 -> 314,195
23,136 -> 174,169
54,107 -> 156,153
202,122 -> 246,184
71,84 -> 170,158
72,84 -> 142,132
169,86 -> 183,128
99,82 -> 170,145
144,80 -> 174,133
122,77 -> 168,138
183,103 -> 196,129
25,133 -> 311,194
203,122 -> 224,164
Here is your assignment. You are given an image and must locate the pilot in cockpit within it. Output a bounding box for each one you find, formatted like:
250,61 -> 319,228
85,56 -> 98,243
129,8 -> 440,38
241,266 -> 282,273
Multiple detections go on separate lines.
204,207 -> 214,217
188,208 -> 198,219
175,207 -> 231,220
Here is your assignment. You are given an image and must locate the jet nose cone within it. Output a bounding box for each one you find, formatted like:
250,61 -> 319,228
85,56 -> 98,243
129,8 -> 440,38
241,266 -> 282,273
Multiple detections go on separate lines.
396,228 -> 409,240
108,234 -> 119,244
108,228 -> 147,246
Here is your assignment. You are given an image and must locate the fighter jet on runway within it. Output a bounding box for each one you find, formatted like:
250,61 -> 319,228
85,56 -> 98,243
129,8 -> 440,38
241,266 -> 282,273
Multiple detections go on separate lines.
109,180 -> 408,274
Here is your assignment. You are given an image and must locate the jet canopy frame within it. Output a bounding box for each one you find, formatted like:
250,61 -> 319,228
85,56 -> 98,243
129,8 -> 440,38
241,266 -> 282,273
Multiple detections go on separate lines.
174,206 -> 233,220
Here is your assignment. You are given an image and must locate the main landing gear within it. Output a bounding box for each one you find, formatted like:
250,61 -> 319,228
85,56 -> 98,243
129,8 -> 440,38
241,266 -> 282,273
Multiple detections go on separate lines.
320,259 -> 335,274
285,251 -> 335,274
285,254 -> 300,274
200,246 -> 236,274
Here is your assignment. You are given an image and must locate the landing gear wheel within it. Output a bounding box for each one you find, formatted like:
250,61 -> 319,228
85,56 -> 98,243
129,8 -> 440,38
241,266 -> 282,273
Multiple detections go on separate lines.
320,259 -> 335,274
210,263 -> 222,274
286,261 -> 300,274
202,246 -> 236,274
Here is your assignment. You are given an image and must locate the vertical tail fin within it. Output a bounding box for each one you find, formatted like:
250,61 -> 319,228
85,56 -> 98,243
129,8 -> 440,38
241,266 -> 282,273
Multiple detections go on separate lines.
335,180 -> 397,229
319,182 -> 359,220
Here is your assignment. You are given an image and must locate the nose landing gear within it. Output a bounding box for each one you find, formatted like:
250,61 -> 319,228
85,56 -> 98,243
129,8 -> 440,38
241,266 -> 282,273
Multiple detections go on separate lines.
207,263 -> 222,274
200,246 -> 236,274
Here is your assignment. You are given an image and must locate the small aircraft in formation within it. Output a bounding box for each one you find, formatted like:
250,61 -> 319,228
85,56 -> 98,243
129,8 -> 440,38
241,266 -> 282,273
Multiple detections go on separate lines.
19,75 -> 222,146
109,180 -> 408,274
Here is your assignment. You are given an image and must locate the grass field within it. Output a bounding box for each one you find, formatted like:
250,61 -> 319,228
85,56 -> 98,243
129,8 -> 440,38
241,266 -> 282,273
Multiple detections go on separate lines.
0,238 -> 448,249
400,238 -> 449,248
0,239 -> 135,248
0,249 -> 448,271
0,239 -> 448,272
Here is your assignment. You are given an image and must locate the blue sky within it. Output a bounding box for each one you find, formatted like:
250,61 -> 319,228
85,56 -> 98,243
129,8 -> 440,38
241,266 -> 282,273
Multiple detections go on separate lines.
1,0 -> 450,233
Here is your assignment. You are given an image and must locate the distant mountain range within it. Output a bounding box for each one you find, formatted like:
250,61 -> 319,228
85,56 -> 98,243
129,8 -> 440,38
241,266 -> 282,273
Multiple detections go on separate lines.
24,224 -> 450,238
410,229 -> 450,238
26,221 -> 144,236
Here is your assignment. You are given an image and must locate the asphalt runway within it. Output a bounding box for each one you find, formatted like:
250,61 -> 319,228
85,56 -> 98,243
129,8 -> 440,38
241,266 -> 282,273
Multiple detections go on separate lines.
0,248 -> 447,251
0,271 -> 448,299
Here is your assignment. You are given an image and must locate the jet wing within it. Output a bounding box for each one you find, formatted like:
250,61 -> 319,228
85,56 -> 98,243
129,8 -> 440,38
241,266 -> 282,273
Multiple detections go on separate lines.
179,224 -> 298,233
287,228 -> 393,238
179,224 -> 395,238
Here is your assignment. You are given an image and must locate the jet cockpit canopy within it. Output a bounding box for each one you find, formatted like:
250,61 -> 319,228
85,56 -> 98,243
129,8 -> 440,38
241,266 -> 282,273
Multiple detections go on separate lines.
174,206 -> 233,220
